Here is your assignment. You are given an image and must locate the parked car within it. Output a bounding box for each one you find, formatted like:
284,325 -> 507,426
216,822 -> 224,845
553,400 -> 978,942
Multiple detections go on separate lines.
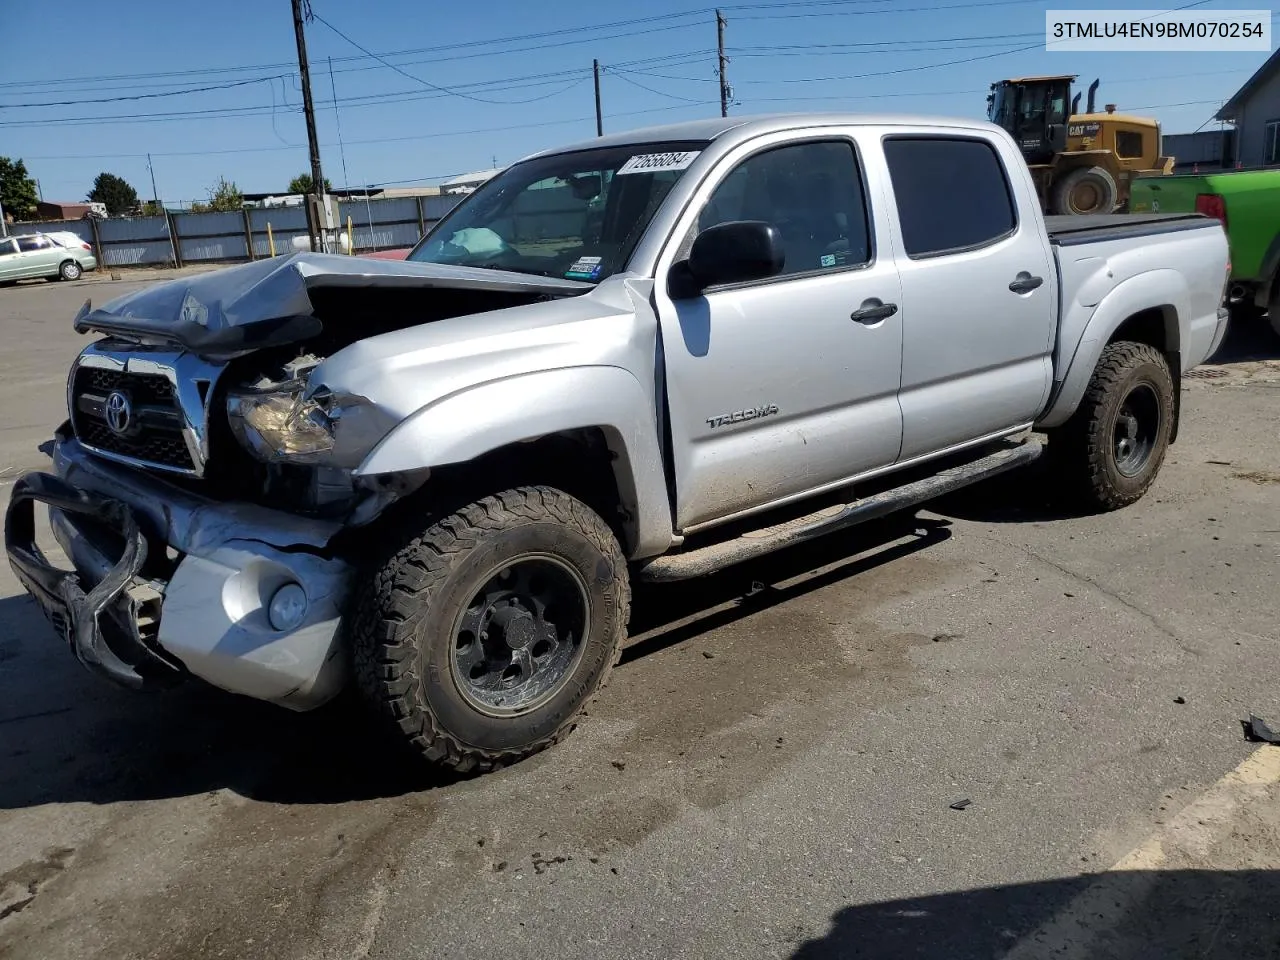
1128,167 -> 1280,336
5,112 -> 1230,775
0,232 -> 97,283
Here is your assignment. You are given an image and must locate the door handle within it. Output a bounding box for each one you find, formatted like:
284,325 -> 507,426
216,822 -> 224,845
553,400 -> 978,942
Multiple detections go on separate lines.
1009,274 -> 1044,294
850,300 -> 898,323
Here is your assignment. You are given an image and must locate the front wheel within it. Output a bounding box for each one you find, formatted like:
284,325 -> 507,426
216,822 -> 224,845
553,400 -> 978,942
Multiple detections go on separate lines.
1049,341 -> 1175,510
348,486 -> 631,773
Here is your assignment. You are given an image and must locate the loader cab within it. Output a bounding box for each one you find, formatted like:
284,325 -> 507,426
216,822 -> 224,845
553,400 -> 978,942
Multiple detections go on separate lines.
987,76 -> 1075,165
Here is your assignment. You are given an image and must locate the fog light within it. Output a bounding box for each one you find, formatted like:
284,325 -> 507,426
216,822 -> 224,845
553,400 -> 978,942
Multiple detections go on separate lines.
267,582 -> 308,632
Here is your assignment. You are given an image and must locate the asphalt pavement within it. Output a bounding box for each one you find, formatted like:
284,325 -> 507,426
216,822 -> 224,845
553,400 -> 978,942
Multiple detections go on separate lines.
1,276 -> 1278,960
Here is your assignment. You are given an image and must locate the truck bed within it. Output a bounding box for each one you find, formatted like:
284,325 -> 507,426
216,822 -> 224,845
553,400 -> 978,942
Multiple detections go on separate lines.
1045,212 -> 1214,247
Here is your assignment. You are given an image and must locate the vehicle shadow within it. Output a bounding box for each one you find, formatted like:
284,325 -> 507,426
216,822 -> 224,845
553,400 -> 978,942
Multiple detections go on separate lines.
0,514 -> 949,810
1211,307 -> 1279,364
925,450 -> 1092,525
790,869 -> 1280,960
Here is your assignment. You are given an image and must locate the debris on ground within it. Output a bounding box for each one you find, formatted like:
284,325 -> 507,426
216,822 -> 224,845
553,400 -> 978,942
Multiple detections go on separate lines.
611,760 -> 626,771
949,799 -> 973,811
1243,715 -> 1280,744
1173,696 -> 1186,705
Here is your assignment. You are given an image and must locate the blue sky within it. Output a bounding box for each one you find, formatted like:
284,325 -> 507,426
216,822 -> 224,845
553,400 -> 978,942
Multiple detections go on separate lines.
1,0 -> 1272,206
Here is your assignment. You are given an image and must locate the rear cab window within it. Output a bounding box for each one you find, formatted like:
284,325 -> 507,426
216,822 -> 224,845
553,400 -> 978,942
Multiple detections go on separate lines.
882,135 -> 1017,258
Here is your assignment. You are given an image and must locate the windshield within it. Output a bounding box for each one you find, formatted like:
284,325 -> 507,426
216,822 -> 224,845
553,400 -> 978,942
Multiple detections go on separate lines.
407,140 -> 709,282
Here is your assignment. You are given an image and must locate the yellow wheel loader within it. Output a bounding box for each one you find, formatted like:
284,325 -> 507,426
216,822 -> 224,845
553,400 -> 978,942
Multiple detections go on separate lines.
987,75 -> 1175,215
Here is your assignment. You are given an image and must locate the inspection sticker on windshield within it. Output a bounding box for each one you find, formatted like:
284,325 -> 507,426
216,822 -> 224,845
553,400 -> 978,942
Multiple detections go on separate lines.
565,256 -> 603,279
616,151 -> 700,175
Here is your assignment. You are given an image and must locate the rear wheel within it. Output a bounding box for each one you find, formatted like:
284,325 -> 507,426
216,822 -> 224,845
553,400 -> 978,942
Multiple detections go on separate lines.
1051,166 -> 1119,216
348,486 -> 630,773
58,259 -> 82,281
1049,341 -> 1175,510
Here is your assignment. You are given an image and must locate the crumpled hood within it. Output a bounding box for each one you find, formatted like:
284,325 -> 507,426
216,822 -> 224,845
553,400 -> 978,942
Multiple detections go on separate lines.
73,252 -> 591,358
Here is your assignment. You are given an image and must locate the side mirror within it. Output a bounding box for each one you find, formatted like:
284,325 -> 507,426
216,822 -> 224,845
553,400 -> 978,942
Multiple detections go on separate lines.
669,220 -> 785,298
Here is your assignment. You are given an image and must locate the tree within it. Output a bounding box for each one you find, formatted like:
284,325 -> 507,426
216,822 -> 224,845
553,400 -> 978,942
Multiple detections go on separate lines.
0,156 -> 39,221
205,176 -> 243,212
141,200 -> 163,217
288,173 -> 332,194
87,172 -> 139,216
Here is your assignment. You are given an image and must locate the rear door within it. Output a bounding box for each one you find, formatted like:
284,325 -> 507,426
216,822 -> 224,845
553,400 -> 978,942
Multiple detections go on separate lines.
0,238 -> 21,280
15,235 -> 59,278
651,131 -> 904,531
879,130 -> 1058,460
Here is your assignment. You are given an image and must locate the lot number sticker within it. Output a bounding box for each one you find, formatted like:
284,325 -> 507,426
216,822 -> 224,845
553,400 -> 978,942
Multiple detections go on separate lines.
616,151 -> 700,175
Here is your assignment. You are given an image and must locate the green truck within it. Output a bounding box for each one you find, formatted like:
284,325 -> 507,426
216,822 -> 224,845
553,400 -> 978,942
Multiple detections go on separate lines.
1129,168 -> 1280,337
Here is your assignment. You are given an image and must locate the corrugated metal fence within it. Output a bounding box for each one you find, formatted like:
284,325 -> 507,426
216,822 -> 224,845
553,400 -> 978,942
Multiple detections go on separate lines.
7,194 -> 463,268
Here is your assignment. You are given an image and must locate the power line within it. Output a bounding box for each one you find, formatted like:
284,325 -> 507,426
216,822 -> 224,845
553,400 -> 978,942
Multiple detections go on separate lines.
0,74 -> 288,110
21,102 -> 718,162
310,11 -> 594,106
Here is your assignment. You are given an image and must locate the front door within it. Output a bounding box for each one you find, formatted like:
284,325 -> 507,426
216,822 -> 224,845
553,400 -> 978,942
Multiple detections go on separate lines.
652,134 -> 904,532
880,133 -> 1058,461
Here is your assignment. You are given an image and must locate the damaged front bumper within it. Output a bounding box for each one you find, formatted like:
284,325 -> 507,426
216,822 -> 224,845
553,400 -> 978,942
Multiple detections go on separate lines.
4,424 -> 355,710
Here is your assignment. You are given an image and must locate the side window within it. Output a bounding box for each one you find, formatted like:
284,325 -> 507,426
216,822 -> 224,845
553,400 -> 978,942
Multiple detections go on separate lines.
1116,131 -> 1144,159
883,136 -> 1017,258
16,236 -> 50,252
0,239 -> 18,256
698,140 -> 872,277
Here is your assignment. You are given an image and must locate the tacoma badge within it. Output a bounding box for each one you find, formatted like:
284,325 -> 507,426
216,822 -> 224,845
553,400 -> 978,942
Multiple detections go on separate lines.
706,404 -> 779,429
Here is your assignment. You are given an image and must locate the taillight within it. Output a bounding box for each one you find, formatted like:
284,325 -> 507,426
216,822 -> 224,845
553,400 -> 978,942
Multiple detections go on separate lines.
81,242 -> 92,251
1195,193 -> 1227,227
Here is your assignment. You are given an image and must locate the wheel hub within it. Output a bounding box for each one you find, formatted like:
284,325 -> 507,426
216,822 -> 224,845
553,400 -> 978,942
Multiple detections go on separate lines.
450,555 -> 591,717
1112,382 -> 1161,478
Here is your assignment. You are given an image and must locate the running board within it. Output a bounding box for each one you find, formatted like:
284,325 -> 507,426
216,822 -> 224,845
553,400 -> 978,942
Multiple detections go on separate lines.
637,438 -> 1043,582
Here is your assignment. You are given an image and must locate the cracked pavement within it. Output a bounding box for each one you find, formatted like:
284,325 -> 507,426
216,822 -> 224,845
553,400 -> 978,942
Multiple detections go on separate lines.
1,280 -> 1278,959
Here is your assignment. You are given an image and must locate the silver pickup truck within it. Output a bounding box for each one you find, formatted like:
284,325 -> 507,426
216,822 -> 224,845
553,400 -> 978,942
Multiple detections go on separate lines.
5,113 -> 1229,773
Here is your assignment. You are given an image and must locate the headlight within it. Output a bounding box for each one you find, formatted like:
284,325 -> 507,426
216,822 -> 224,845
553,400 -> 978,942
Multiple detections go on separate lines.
227,380 -> 338,464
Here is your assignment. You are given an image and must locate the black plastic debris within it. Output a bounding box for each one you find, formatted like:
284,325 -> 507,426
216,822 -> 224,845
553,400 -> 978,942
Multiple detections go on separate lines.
949,799 -> 973,811
1173,696 -> 1186,705
1242,715 -> 1280,744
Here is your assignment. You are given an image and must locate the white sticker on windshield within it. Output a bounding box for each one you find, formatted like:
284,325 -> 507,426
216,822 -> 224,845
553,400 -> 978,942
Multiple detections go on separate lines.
616,151 -> 700,175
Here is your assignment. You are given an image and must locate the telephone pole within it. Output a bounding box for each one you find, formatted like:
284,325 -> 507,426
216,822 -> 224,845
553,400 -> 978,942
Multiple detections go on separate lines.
716,9 -> 729,118
147,153 -> 160,211
593,59 -> 603,137
291,0 -> 327,252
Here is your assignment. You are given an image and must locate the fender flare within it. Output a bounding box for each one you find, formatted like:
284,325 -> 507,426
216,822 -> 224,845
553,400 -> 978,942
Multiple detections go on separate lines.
1037,268 -> 1188,430
354,365 -> 674,559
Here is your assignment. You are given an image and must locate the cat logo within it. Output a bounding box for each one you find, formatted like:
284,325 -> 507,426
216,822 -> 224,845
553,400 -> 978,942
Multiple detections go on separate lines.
1068,122 -> 1102,138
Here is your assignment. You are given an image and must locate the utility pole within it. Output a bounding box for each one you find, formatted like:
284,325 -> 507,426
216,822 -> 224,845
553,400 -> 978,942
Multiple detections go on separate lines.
716,9 -> 729,118
291,0 -> 327,252
147,153 -> 161,211
0,200 -> 7,238
593,59 -> 603,136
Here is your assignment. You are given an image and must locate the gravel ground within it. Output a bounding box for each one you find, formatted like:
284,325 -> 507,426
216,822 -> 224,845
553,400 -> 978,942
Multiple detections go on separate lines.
1,279 -> 1278,960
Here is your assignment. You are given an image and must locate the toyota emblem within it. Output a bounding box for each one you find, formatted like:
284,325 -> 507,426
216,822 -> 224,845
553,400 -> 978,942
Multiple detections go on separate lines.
104,390 -> 132,435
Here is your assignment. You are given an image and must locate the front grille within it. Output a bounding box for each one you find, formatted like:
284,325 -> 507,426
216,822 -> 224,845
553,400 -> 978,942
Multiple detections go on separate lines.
70,366 -> 196,472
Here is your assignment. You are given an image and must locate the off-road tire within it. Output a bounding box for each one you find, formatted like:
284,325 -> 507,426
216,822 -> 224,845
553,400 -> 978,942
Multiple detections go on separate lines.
348,486 -> 631,774
1051,166 -> 1119,216
1050,341 -> 1175,510
58,259 -> 82,281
